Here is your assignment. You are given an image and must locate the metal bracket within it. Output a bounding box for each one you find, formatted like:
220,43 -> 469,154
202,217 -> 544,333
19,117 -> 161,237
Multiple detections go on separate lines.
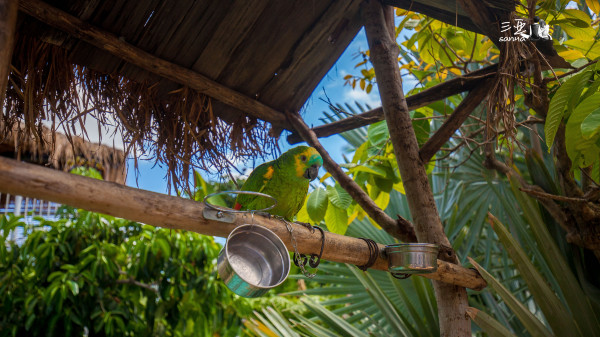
203,208 -> 235,223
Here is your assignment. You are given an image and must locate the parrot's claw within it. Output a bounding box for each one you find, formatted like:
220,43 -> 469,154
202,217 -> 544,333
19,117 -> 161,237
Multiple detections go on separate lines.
295,221 -> 315,232
254,211 -> 273,219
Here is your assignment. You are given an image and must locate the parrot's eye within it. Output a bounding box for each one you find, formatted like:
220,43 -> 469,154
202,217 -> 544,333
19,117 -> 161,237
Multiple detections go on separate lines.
300,155 -> 307,162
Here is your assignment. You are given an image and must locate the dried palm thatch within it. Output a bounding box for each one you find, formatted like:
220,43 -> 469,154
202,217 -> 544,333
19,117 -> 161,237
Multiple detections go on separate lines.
2,34 -> 276,191
485,12 -> 537,149
0,121 -> 126,184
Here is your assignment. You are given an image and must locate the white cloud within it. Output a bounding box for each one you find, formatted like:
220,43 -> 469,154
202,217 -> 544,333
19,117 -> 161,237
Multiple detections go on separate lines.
343,87 -> 381,108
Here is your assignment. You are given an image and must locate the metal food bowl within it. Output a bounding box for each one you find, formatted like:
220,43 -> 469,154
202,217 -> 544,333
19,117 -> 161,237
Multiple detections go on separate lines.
217,224 -> 290,297
385,243 -> 439,278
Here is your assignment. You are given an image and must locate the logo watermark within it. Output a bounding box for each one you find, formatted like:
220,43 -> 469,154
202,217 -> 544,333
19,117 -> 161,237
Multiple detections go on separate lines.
500,16 -> 553,42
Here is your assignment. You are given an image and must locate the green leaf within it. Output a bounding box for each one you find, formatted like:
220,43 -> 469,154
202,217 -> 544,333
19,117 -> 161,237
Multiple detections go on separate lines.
561,24 -> 597,41
301,297 -> 368,337
487,214 -> 580,337
581,107 -> 600,139
349,267 -> 410,337
367,121 -> 389,148
564,40 -> 600,59
466,307 -> 517,337
307,188 -> 328,223
348,164 -> 387,177
324,201 -> 348,235
411,111 -> 431,147
158,238 -> 171,258
326,184 -> 352,209
468,258 -> 553,337
566,93 -> 600,167
545,69 -> 592,150
67,280 -> 79,296
508,177 -> 600,337
563,9 -> 593,26
25,314 -> 36,331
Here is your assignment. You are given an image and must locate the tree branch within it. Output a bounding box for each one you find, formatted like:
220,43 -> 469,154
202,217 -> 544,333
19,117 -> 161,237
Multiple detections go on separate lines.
543,60 -> 598,83
363,2 -> 470,335
285,110 -> 417,243
116,277 -> 158,293
419,79 -> 492,163
483,143 -> 573,234
286,65 -> 497,144
519,187 -> 588,203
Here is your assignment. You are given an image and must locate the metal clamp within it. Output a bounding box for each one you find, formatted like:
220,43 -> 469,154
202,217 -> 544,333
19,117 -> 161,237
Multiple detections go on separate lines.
281,217 -> 324,278
202,190 -> 277,223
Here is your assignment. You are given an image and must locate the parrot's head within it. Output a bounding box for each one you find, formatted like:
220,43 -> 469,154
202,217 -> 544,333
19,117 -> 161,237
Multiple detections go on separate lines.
279,146 -> 323,182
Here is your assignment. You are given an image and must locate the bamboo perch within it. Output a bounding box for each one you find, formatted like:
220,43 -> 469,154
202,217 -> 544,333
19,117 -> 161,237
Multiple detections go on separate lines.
18,0 -> 289,129
0,156 -> 486,290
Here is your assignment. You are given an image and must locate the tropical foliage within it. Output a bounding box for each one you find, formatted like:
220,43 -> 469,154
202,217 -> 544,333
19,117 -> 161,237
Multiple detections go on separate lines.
0,208 -> 253,336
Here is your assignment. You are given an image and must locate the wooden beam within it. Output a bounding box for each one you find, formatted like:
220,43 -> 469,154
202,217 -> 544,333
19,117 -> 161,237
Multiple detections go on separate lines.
286,64 -> 497,145
18,0 -> 289,129
0,0 -> 18,105
456,0 -> 504,44
382,0 -> 481,34
0,156 -> 486,290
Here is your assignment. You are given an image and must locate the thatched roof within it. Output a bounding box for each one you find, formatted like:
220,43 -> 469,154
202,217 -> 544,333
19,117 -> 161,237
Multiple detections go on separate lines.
4,0 -> 513,189
0,123 -> 126,184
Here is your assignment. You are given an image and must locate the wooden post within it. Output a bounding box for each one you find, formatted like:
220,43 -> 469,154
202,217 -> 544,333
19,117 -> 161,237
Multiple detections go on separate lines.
0,0 -> 17,105
0,156 -> 487,290
362,1 -> 470,336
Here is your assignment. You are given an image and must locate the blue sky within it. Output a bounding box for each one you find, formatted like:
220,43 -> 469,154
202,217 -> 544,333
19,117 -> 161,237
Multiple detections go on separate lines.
126,28 -> 383,193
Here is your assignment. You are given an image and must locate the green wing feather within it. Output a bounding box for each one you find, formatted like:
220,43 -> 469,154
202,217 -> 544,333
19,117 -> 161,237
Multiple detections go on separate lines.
233,146 -> 316,220
234,162 -> 274,211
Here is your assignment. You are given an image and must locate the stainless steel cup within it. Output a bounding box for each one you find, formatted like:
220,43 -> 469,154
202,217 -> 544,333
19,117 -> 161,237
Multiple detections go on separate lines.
385,243 -> 439,278
217,224 -> 290,297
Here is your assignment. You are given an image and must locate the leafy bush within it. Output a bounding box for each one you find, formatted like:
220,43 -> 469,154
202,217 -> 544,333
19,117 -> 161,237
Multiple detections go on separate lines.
0,209 -> 252,336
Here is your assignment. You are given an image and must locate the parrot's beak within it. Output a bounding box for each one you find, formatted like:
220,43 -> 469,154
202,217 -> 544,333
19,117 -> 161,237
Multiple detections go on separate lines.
304,164 -> 320,181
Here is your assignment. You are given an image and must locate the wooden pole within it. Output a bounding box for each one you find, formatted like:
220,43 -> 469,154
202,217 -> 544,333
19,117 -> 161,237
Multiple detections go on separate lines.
0,0 -> 18,105
363,1 -> 471,335
17,0 -> 289,129
0,156 -> 486,290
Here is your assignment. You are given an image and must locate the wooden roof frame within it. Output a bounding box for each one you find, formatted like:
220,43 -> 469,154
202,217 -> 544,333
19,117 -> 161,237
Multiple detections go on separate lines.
15,0 -> 511,136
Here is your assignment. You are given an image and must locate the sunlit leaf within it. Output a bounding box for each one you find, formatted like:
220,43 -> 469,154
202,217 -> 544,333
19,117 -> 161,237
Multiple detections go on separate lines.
367,121 -> 389,148
306,188 -> 328,223
566,93 -> 600,167
581,106 -> 600,139
468,258 -> 553,337
324,201 -> 349,235
326,184 -> 352,209
587,0 -> 600,15
466,307 -> 517,337
487,214 -> 579,337
545,68 -> 592,150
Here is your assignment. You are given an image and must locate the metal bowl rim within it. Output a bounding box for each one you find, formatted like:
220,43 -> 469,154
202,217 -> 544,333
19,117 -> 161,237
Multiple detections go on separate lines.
385,243 -> 439,248
224,224 -> 290,289
385,243 -> 439,253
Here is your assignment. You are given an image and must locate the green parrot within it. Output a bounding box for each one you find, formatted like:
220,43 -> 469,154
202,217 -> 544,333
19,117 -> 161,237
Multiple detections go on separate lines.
234,146 -> 323,221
